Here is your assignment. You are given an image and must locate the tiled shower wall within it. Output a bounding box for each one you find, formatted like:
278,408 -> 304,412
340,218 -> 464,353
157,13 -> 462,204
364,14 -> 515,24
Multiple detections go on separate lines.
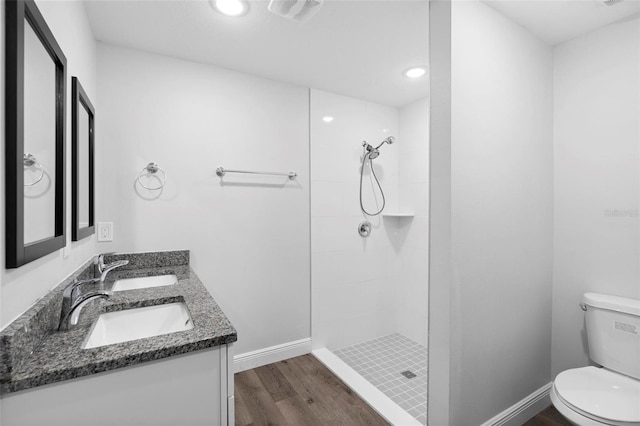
395,99 -> 429,347
310,89 -> 400,351
310,89 -> 429,351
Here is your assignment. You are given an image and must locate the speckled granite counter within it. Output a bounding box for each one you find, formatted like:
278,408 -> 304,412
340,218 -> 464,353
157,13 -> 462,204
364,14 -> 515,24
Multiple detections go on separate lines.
0,250 -> 237,395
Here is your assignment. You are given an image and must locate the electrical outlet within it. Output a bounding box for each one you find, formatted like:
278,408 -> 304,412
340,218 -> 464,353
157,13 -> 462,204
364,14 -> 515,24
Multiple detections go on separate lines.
97,222 -> 113,242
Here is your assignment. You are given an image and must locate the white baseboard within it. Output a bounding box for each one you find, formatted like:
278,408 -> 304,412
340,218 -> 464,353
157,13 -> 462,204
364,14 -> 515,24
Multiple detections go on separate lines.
233,338 -> 311,373
480,382 -> 552,426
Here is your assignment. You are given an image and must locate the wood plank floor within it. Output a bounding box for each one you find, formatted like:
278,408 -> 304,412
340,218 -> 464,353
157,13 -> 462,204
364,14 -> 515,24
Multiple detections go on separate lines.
524,405 -> 572,426
235,354 -> 390,426
235,354 -> 572,426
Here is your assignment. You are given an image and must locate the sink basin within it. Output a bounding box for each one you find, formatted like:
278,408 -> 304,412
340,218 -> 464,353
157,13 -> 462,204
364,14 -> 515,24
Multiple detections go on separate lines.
83,302 -> 193,349
111,274 -> 177,291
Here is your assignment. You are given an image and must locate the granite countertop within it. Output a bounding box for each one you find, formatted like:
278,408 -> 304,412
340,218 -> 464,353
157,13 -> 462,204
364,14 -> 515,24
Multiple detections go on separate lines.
0,251 -> 237,395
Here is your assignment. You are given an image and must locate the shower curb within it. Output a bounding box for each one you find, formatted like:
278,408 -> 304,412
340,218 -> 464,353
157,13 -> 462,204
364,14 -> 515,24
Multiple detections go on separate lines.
312,348 -> 422,426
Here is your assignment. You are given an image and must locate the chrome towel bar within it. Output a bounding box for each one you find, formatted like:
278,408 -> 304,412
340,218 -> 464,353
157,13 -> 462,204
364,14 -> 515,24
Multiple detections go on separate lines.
216,166 -> 297,180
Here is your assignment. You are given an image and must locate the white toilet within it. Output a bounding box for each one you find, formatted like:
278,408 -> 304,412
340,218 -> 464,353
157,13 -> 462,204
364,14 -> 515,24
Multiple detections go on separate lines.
551,293 -> 640,426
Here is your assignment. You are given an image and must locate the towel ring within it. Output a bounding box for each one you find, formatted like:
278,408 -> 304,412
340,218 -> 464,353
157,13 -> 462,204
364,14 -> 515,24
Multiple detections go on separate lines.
23,153 -> 44,186
137,162 -> 166,191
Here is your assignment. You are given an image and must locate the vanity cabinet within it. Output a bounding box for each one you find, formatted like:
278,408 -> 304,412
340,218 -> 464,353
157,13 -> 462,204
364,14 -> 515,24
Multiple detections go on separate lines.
1,343 -> 234,426
0,252 -> 237,425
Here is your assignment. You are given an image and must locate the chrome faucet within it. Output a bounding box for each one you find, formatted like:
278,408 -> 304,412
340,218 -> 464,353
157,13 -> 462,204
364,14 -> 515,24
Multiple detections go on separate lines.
96,252 -> 114,272
58,278 -> 111,331
95,253 -> 129,283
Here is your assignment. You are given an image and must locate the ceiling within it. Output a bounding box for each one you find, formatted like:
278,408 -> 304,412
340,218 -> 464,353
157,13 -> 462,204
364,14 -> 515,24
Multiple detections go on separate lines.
482,0 -> 640,46
84,0 -> 430,108
83,0 -> 638,106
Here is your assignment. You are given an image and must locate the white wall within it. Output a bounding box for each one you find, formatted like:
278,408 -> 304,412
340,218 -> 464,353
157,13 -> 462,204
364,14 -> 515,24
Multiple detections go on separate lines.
552,17 -> 640,377
427,2 -> 452,423
95,44 -> 310,356
451,1 -> 554,424
395,98 -> 429,346
1,0 -> 98,328
310,89 -> 400,351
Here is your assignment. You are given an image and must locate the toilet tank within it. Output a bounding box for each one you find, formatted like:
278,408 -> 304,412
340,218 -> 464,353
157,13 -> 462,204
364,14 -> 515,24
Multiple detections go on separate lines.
583,293 -> 640,380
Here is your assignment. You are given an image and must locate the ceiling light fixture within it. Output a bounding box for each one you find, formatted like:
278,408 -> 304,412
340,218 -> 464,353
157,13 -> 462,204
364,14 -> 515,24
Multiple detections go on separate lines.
211,0 -> 249,17
322,116 -> 335,123
404,67 -> 427,79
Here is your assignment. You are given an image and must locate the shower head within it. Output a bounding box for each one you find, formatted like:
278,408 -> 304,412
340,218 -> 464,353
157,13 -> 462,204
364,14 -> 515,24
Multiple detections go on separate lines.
362,136 -> 395,160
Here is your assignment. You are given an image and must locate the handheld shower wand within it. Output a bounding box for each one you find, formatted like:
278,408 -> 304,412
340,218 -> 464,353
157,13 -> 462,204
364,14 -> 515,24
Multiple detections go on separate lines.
359,136 -> 396,216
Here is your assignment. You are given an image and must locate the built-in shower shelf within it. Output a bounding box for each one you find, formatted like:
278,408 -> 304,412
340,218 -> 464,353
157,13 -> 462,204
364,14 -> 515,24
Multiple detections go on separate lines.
382,212 -> 414,218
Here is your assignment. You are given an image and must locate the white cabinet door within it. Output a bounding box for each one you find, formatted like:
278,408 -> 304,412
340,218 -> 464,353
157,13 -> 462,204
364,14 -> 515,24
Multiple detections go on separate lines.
2,346 -> 225,426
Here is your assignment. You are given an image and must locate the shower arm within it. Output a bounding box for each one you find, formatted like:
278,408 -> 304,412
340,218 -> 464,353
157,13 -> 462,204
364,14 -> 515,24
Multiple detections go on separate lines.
374,136 -> 395,150
362,137 -> 395,154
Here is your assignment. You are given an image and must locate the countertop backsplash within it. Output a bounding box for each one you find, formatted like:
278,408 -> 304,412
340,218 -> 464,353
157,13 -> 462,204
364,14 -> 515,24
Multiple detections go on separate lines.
0,259 -> 95,383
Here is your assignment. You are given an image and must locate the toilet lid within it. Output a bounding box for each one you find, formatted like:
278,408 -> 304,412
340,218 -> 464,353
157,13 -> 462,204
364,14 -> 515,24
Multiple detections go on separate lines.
555,366 -> 640,424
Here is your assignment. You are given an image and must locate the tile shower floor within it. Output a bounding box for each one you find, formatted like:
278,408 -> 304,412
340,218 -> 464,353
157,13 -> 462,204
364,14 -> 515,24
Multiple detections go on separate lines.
334,333 -> 428,425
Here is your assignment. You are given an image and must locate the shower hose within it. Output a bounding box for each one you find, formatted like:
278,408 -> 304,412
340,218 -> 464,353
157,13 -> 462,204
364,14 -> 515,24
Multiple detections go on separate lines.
359,151 -> 385,216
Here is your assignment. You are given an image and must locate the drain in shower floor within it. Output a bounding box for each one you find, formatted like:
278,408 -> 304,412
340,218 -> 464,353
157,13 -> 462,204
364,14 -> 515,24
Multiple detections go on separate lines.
400,370 -> 417,379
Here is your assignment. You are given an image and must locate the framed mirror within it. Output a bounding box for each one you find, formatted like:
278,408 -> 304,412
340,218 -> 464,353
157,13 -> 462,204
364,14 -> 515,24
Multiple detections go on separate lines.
71,77 -> 95,241
5,0 -> 67,268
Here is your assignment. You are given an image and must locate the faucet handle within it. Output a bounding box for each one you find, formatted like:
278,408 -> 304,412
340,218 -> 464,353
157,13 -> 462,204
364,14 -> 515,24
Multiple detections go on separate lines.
63,277 -> 101,302
95,252 -> 115,261
99,259 -> 130,283
95,252 -> 116,273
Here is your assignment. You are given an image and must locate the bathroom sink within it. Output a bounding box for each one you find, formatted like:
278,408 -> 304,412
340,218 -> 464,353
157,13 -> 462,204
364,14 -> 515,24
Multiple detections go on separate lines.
111,274 -> 177,291
83,302 -> 193,349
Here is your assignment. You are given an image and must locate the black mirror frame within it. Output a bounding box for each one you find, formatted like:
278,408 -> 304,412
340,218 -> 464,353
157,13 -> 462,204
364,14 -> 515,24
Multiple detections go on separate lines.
5,0 -> 67,268
71,77 -> 95,241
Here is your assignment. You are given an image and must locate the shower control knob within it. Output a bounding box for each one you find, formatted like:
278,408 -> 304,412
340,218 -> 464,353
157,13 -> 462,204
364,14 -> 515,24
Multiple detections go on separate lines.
358,221 -> 372,238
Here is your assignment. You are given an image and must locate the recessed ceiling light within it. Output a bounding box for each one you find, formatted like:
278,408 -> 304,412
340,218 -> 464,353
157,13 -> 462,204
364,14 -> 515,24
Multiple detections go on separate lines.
404,67 -> 427,79
211,0 -> 249,17
322,116 -> 335,123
